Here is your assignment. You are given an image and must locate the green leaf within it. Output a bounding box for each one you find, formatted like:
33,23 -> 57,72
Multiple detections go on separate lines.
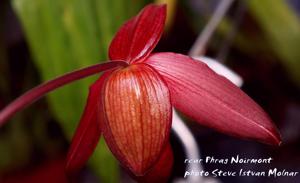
90,139 -> 119,183
12,0 -> 150,182
247,0 -> 300,86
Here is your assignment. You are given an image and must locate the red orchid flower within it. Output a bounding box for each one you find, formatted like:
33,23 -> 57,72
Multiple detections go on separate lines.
0,3 -> 281,182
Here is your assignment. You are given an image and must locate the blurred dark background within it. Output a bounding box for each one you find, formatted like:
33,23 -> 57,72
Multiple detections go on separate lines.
0,0 -> 300,182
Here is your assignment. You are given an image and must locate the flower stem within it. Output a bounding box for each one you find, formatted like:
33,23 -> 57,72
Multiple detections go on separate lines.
0,61 -> 128,127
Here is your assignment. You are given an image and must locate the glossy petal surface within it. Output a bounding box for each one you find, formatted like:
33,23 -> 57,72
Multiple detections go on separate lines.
109,4 -> 166,63
102,64 -> 171,175
65,73 -> 110,174
146,52 -> 281,145
134,144 -> 173,183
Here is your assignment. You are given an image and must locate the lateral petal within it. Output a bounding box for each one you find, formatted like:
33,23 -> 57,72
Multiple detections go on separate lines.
146,52 -> 281,145
65,73 -> 110,175
109,4 -> 166,63
102,64 -> 172,175
134,144 -> 173,183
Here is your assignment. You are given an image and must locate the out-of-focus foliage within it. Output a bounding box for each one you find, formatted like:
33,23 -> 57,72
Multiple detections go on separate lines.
12,0 -> 149,182
156,0 -> 177,29
247,0 -> 300,87
186,0 -> 300,87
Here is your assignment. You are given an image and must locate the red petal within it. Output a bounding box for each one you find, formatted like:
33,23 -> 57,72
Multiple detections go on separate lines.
146,53 -> 281,145
109,4 -> 166,63
102,64 -> 172,175
134,144 -> 173,183
65,72 -> 110,175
